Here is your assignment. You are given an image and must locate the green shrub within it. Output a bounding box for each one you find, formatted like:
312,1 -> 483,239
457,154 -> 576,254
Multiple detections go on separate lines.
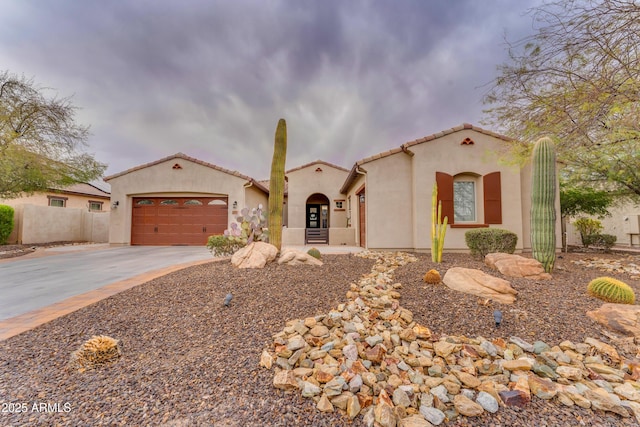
206,235 -> 244,257
307,247 -> 321,259
587,276 -> 635,304
573,218 -> 603,247
0,205 -> 14,245
465,228 -> 518,258
582,233 -> 616,251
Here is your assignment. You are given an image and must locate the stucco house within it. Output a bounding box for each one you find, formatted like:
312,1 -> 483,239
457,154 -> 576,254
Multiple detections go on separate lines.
0,182 -> 111,211
104,124 -> 562,252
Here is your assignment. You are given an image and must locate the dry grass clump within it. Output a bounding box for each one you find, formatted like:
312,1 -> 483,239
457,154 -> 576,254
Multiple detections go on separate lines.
70,335 -> 121,371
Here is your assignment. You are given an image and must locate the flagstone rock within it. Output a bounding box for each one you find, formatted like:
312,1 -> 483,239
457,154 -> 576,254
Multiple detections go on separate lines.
614,382 -> 640,402
584,387 -> 630,417
400,414 -> 433,427
419,405 -> 445,426
453,394 -> 484,417
484,253 -> 552,280
587,304 -> 640,338
476,391 -> 499,413
278,248 -> 323,266
528,375 -> 558,399
442,267 -> 517,304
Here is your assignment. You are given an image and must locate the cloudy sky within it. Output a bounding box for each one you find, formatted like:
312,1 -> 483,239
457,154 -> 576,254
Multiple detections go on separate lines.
0,0 -> 541,181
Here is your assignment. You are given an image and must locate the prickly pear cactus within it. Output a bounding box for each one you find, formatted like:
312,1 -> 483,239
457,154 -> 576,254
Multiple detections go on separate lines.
530,137 -> 557,273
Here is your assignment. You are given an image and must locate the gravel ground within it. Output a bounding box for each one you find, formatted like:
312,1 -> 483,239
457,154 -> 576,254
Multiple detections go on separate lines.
1,251 -> 640,426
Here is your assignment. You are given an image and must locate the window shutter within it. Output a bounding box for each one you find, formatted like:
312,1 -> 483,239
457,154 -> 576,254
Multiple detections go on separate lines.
483,172 -> 502,224
435,172 -> 454,225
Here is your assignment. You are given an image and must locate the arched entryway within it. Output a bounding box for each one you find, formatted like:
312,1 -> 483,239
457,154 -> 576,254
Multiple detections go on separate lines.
305,193 -> 329,244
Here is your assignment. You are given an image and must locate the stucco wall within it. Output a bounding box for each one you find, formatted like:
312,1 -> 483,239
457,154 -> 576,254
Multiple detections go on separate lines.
0,192 -> 108,211
14,204 -> 109,244
285,162 -> 349,245
106,157 -> 262,245
566,200 -> 640,247
346,129 -> 562,252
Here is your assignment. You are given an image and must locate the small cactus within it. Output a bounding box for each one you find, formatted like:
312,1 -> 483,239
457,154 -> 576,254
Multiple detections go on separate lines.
423,269 -> 441,284
70,335 -> 121,370
307,247 -> 321,259
587,277 -> 636,305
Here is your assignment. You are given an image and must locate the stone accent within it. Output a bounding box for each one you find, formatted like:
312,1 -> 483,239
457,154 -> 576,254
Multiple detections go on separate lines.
278,248 -> 324,266
484,253 -> 552,280
261,251 -> 640,425
231,242 -> 278,268
587,303 -> 640,337
442,267 -> 517,304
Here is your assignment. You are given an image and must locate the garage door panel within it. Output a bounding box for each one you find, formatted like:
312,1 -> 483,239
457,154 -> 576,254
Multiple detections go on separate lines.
131,197 -> 228,245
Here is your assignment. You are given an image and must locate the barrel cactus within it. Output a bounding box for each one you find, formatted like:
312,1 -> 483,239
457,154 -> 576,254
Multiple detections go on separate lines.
423,269 -> 441,284
587,277 -> 636,304
70,335 -> 121,370
307,247 -> 321,259
268,119 -> 287,252
530,137 -> 557,273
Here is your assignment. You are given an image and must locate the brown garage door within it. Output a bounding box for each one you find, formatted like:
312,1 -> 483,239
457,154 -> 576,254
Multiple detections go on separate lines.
131,197 -> 228,245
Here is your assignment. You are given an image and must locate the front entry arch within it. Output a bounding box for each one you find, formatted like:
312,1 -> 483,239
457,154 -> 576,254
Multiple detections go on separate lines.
305,193 -> 329,244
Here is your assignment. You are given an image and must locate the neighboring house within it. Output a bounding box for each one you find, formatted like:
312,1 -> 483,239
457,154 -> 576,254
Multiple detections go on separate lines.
104,124 -> 562,252
566,200 -> 640,248
0,182 -> 111,211
0,183 -> 111,244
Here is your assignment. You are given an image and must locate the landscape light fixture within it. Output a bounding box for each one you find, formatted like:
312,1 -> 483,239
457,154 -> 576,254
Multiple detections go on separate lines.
111,201 -> 119,209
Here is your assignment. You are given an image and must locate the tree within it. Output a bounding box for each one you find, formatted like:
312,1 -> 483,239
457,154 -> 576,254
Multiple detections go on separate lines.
0,71 -> 106,199
560,183 -> 612,218
483,0 -> 640,197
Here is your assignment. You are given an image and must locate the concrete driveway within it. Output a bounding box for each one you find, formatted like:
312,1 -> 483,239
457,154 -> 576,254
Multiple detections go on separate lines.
0,245 -> 213,321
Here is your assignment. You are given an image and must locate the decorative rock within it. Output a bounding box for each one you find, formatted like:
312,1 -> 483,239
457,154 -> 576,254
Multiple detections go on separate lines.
442,267 -> 517,304
555,366 -> 583,381
278,248 -> 323,266
528,375 -> 558,399
302,381 -> 322,397
374,390 -> 398,427
509,337 -> 535,353
587,304 -> 640,338
365,344 -> 386,363
484,253 -> 552,280
584,387 -> 630,417
502,358 -> 534,371
259,350 -> 273,369
287,335 -> 306,351
231,242 -> 278,268
584,337 -> 621,363
453,394 -> 484,417
393,388 -> 412,408
476,391 -> 499,413
452,369 -> 481,388
317,394 -> 334,412
273,370 -> 298,390
419,405 -> 445,426
343,344 -> 359,361
347,395 -> 361,419
400,414 -> 433,427
434,341 -> 461,358
533,340 -> 551,354
309,325 -> 329,337
614,382 -> 640,402
498,390 -> 530,408
430,385 -> 450,403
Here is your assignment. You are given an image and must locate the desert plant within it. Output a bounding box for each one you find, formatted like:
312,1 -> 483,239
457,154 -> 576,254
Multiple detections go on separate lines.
70,335 -> 121,370
573,217 -> 603,247
582,233 -> 616,251
465,228 -> 518,258
431,183 -> 448,263
587,277 -> 635,304
307,247 -> 321,259
423,269 -> 441,284
268,118 -> 287,252
223,205 -> 269,246
207,235 -> 244,257
0,204 -> 14,244
530,136 -> 557,273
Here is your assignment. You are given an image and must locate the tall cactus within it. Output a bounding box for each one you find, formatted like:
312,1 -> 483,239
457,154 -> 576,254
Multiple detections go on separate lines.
431,183 -> 448,263
530,136 -> 557,272
268,118 -> 287,251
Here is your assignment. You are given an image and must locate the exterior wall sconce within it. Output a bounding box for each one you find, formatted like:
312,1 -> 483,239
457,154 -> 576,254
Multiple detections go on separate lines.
111,201 -> 119,209
359,194 -> 365,203
232,201 -> 238,209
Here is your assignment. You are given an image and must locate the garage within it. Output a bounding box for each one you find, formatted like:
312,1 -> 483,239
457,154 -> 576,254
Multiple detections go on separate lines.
131,196 -> 228,245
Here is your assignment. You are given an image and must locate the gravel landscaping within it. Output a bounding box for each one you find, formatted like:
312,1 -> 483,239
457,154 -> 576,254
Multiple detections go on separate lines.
1,250 -> 640,426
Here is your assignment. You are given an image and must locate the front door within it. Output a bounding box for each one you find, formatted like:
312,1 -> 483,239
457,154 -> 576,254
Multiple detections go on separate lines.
306,204 -> 320,228
358,191 -> 366,247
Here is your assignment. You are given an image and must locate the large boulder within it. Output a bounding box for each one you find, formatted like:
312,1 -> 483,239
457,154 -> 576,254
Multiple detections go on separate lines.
278,248 -> 323,266
587,303 -> 640,337
443,267 -> 517,304
484,253 -> 552,280
231,242 -> 278,269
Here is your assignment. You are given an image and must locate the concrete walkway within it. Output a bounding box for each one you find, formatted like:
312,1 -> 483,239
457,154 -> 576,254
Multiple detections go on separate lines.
0,244 -> 363,341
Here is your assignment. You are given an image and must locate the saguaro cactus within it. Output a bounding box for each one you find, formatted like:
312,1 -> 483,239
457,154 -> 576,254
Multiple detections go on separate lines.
431,183 -> 448,263
530,136 -> 557,273
268,118 -> 287,251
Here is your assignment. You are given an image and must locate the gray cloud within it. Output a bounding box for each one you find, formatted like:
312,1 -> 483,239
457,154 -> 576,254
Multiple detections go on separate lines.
0,0 -> 541,180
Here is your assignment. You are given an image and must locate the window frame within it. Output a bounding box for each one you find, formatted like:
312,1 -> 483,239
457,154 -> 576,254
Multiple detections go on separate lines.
453,179 -> 477,223
48,196 -> 67,207
88,200 -> 103,211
